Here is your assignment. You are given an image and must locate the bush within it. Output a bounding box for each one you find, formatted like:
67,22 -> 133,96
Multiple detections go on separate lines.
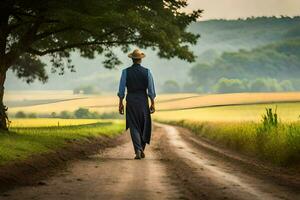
27,113 -> 37,118
182,82 -> 198,93
248,78 -> 283,92
100,112 -> 123,119
162,80 -> 180,93
60,111 -> 74,119
256,108 -> 278,157
15,111 -> 26,118
51,112 -> 57,118
213,78 -> 246,93
196,86 -> 204,93
280,80 -> 294,91
74,108 -> 91,118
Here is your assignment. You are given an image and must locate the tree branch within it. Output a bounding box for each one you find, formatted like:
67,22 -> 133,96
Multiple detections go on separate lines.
34,26 -> 127,42
3,17 -> 43,70
34,26 -> 74,41
27,39 -> 139,56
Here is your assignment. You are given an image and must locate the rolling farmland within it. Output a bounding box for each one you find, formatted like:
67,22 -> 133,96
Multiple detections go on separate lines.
6,91 -> 198,115
155,102 -> 300,122
6,91 -> 300,122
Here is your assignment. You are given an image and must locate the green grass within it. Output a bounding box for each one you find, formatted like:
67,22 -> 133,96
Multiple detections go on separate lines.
0,120 -> 125,165
162,119 -> 300,166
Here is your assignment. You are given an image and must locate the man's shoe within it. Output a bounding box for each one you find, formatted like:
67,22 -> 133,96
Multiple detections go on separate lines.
134,151 -> 142,159
141,151 -> 145,158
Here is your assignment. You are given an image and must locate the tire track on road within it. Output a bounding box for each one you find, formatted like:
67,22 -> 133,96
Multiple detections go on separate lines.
158,123 -> 300,200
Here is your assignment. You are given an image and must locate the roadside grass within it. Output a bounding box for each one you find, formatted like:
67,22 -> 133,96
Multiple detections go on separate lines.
161,119 -> 300,166
0,119 -> 125,165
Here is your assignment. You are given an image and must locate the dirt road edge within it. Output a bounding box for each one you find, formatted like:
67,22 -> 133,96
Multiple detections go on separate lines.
0,132 -> 128,193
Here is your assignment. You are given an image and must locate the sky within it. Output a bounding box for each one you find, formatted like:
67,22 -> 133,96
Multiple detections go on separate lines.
184,0 -> 300,20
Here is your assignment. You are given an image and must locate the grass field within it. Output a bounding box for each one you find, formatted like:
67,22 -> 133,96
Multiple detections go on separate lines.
0,119 -> 125,165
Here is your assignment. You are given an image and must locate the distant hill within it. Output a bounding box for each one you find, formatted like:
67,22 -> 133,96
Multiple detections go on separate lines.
192,17 -> 300,51
189,38 -> 300,93
6,16 -> 300,92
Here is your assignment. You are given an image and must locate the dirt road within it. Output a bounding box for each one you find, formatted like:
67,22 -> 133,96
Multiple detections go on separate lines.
1,123 -> 299,200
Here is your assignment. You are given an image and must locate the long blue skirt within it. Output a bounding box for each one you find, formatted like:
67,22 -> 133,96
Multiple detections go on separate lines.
126,92 -> 152,144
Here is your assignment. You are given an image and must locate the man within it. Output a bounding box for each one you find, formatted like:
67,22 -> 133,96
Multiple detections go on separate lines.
118,49 -> 156,159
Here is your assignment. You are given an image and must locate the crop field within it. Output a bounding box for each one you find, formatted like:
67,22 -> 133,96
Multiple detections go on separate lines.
0,119 -> 125,165
6,91 -> 300,113
155,102 -> 300,122
6,91 -> 198,115
156,92 -> 300,111
6,91 -> 300,122
9,118 -> 118,127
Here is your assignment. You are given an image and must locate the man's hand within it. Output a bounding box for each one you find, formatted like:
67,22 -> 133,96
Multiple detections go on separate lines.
150,102 -> 155,114
119,101 -> 124,115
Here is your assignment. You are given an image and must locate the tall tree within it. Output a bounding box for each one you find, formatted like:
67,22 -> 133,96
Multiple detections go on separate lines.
0,0 -> 201,130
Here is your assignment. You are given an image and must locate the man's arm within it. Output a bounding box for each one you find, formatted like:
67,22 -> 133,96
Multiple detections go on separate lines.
148,70 -> 156,114
149,97 -> 155,114
119,97 -> 124,115
117,70 -> 126,115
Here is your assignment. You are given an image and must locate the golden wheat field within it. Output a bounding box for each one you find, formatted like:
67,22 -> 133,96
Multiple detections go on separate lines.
9,118 -> 124,128
7,91 -> 197,114
154,102 -> 300,122
156,92 -> 300,111
6,91 -> 300,122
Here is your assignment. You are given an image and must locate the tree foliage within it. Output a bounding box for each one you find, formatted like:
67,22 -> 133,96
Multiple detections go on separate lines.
1,0 -> 202,83
211,77 -> 295,93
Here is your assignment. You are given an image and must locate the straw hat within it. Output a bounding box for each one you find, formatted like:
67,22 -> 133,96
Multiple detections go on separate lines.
128,49 -> 146,59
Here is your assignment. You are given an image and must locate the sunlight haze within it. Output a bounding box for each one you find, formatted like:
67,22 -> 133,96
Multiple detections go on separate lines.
185,0 -> 300,20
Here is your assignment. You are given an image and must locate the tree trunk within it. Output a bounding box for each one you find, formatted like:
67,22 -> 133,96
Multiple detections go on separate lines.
0,70 -> 8,131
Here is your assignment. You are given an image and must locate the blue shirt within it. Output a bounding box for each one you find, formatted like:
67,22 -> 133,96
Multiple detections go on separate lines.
118,67 -> 156,100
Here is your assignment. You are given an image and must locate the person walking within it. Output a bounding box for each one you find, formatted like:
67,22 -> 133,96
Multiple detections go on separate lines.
118,49 -> 156,159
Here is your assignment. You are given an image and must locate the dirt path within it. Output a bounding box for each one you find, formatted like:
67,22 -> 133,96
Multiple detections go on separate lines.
0,129 -> 181,200
1,124 -> 300,200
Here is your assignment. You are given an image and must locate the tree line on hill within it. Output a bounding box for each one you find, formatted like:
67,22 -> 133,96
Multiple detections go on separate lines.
13,108 -> 122,119
162,37 -> 300,94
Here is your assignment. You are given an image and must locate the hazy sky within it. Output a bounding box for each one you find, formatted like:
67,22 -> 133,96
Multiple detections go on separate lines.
184,0 -> 300,20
